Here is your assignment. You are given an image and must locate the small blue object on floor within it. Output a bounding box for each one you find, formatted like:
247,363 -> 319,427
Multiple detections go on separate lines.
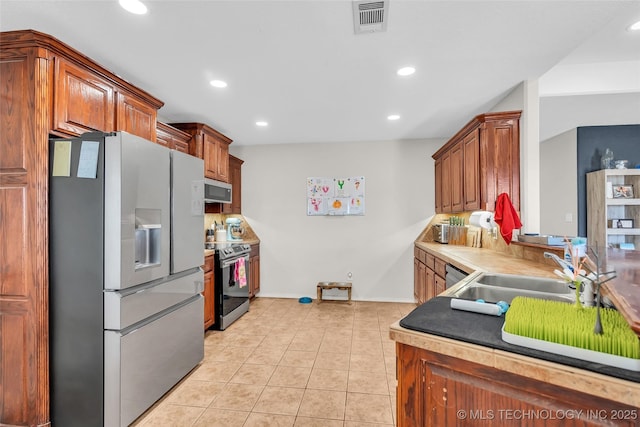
298,297 -> 313,304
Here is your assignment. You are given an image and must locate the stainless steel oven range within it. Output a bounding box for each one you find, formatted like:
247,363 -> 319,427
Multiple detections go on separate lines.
213,243 -> 251,330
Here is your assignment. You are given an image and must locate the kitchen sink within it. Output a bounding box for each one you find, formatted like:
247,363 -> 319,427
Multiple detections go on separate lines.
448,273 -> 574,304
452,284 -> 574,304
474,273 -> 571,294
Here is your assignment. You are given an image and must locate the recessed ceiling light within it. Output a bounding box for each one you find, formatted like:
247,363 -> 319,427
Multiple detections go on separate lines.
210,80 -> 228,88
119,0 -> 147,15
397,66 -> 415,76
256,121 -> 268,127
387,115 -> 400,121
628,20 -> 640,31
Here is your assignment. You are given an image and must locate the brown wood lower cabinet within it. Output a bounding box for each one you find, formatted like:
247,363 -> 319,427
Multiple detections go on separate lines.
203,255 -> 215,330
414,246 -> 444,305
249,244 -> 260,298
396,343 -> 639,427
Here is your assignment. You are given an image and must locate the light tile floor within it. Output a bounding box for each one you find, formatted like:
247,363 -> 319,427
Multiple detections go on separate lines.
132,297 -> 416,426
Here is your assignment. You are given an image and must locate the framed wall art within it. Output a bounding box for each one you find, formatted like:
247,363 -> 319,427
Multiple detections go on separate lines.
307,176 -> 365,216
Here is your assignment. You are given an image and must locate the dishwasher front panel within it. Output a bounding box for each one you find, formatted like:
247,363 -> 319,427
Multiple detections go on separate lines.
104,295 -> 204,426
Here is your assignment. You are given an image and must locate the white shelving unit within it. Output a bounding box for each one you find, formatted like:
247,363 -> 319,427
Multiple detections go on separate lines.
587,169 -> 640,249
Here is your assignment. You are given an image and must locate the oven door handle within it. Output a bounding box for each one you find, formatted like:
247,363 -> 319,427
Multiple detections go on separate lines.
221,254 -> 250,269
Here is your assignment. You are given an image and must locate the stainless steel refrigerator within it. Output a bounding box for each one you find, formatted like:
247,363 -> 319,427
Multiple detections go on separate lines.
49,131 -> 205,426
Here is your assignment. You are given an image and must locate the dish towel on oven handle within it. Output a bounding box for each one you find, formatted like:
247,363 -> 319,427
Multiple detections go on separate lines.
494,192 -> 522,245
235,257 -> 247,288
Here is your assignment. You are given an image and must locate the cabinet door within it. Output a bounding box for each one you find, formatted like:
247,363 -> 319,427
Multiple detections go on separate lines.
216,140 -> 230,182
53,56 -> 115,135
156,122 -> 192,153
116,90 -> 157,141
203,270 -> 215,329
434,274 -> 445,296
223,155 -> 243,214
155,123 -> 176,150
250,254 -> 261,298
203,133 -> 220,179
463,129 -> 480,211
450,141 -> 464,212
1,46 -> 51,426
483,118 -> 520,212
425,267 -> 435,301
441,151 -> 452,213
417,262 -> 426,304
174,139 -> 190,154
434,158 -> 443,213
414,258 -> 420,302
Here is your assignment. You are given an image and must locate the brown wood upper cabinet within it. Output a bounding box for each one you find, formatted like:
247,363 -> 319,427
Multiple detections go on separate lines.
170,122 -> 232,182
156,121 -> 192,153
116,89 -> 157,141
52,55 -> 162,140
222,155 -> 243,214
432,111 -> 521,213
53,55 -> 116,135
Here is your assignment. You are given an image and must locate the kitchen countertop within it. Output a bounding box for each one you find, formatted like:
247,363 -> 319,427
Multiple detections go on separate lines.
415,242 -> 640,335
415,241 -> 559,278
393,242 -> 640,407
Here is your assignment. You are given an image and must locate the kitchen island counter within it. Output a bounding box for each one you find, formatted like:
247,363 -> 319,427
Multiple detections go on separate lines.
395,242 -> 640,426
391,318 -> 640,426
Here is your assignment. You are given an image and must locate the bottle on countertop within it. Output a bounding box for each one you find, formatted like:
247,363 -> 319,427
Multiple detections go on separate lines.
206,225 -> 215,243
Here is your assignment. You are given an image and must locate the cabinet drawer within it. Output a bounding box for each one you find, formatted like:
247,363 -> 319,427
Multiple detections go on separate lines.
434,258 -> 447,279
425,253 -> 435,270
414,247 -> 428,264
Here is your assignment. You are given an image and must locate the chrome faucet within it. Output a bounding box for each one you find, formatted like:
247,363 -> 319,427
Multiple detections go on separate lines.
543,252 -> 572,272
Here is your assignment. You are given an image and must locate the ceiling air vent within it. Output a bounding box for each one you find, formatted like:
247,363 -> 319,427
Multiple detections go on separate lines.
352,0 -> 388,34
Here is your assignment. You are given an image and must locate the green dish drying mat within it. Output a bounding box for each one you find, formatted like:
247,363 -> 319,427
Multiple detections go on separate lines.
399,296 -> 640,382
504,296 -> 640,360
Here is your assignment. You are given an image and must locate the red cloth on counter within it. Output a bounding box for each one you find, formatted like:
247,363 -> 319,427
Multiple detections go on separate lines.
494,193 -> 522,245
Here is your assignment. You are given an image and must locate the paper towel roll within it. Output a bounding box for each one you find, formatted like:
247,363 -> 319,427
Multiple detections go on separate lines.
469,211 -> 494,229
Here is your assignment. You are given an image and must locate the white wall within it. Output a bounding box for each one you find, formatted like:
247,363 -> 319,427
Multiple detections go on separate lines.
539,129 -> 578,237
490,81 -> 541,234
539,92 -> 640,142
231,138 -> 444,302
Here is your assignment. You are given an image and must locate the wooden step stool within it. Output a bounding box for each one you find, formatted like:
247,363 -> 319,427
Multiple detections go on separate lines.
317,282 -> 352,303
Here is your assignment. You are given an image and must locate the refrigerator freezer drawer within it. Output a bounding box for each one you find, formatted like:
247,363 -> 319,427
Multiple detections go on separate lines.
104,269 -> 204,330
104,295 -> 204,427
